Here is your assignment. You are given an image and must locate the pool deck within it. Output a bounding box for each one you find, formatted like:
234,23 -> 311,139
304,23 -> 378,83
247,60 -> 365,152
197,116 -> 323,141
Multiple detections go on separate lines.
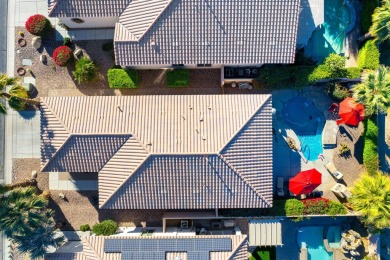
272,87 -> 339,198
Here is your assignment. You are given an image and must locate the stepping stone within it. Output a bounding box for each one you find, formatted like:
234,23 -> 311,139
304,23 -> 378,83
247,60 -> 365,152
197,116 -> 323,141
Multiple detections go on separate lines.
22,59 -> 32,66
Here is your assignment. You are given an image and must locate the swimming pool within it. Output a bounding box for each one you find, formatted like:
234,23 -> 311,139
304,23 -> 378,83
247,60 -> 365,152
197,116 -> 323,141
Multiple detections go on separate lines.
282,96 -> 325,161
304,0 -> 355,62
298,226 -> 333,260
327,226 -> 341,248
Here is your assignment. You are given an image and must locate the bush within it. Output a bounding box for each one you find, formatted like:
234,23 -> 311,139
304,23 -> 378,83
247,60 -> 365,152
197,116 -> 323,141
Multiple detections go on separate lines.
166,69 -> 190,87
257,65 -> 315,88
80,224 -> 91,232
363,118 -> 379,174
249,246 -> 276,260
308,64 -> 331,82
63,37 -> 72,47
324,54 -> 348,78
72,57 -> 98,84
331,83 -> 349,101
53,46 -> 73,67
361,0 -> 379,34
285,199 -> 304,216
25,14 -> 52,36
338,143 -> 351,156
92,220 -> 118,236
325,201 -> 347,215
302,198 -> 329,215
358,40 -> 380,70
346,67 -> 362,78
107,69 -> 138,88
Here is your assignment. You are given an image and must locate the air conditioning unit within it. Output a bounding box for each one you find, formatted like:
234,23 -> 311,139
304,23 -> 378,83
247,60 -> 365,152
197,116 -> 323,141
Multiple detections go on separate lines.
180,220 -> 189,229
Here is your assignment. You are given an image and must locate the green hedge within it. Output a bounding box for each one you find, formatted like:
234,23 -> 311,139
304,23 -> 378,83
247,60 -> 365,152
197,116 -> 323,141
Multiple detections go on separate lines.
363,118 -> 379,175
166,69 -> 189,87
326,201 -> 348,215
346,67 -> 362,78
361,0 -> 379,34
107,69 -> 138,88
257,65 -> 316,88
285,199 -> 304,216
92,220 -> 118,236
358,40 -> 380,70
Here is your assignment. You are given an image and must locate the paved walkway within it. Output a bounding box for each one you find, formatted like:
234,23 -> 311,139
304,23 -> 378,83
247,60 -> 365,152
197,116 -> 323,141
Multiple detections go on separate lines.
49,173 -> 98,191
12,110 -> 40,158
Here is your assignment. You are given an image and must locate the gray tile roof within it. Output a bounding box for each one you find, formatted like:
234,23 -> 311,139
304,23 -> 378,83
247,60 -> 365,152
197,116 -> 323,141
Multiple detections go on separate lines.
48,0 -> 131,17
114,0 -> 301,66
41,95 -> 273,210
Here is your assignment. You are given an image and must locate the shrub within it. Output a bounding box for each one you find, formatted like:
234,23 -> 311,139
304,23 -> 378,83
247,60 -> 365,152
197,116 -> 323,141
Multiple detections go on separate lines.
302,198 -> 329,215
331,83 -> 349,101
166,69 -> 190,87
308,64 -> 331,82
53,46 -> 73,67
92,220 -> 118,236
324,54 -> 348,78
285,199 -> 304,216
63,37 -> 72,47
41,190 -> 51,199
338,143 -> 351,156
346,67 -> 362,78
107,69 -> 138,88
25,14 -> 52,36
80,224 -> 91,232
72,57 -> 98,84
363,118 -> 379,174
325,201 -> 347,215
358,40 -> 380,70
361,0 -> 379,34
257,65 -> 315,88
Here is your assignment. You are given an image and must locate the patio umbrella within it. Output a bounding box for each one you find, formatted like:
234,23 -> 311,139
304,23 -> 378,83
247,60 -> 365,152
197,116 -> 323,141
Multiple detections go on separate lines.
336,97 -> 364,126
289,168 -> 322,195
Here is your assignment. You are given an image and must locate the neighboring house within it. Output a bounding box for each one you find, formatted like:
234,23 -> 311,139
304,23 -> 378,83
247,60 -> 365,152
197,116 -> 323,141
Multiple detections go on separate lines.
48,0 -> 301,67
46,235 -> 248,260
40,95 -> 273,210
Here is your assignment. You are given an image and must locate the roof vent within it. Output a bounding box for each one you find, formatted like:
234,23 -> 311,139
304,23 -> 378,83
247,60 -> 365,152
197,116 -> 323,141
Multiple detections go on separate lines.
117,106 -> 123,112
147,141 -> 152,146
150,38 -> 156,46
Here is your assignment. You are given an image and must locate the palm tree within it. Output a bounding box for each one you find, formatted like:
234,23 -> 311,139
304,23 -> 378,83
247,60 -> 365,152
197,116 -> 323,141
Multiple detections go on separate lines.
12,210 -> 65,260
352,65 -> 390,116
350,171 -> 390,229
0,186 -> 48,237
0,74 -> 40,114
370,0 -> 390,43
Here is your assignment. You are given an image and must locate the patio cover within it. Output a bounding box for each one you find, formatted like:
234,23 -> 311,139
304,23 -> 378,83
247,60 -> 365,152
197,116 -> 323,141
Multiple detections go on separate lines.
248,219 -> 282,246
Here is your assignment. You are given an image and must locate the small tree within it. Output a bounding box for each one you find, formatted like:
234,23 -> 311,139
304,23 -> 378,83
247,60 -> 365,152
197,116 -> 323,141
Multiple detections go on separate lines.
72,57 -> 98,84
323,53 -> 347,78
350,172 -> 390,229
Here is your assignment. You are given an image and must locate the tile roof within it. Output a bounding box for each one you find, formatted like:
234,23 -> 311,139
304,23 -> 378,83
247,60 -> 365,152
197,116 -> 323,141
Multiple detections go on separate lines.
48,0 -> 131,17
79,235 -> 248,260
41,95 -> 273,210
114,0 -> 301,66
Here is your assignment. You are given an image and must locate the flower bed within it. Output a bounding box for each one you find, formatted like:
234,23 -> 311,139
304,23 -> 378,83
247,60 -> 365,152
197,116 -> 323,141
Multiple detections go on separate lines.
285,198 -> 347,218
53,46 -> 73,67
25,14 -> 52,36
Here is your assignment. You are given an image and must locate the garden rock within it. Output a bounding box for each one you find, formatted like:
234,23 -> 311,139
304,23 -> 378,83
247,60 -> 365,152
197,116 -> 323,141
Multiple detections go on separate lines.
31,170 -> 37,179
74,49 -> 83,59
40,54 -> 47,63
31,36 -> 42,49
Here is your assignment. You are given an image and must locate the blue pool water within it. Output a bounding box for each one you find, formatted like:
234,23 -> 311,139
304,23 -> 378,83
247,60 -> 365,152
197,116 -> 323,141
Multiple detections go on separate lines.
298,226 -> 333,260
304,0 -> 355,62
282,96 -> 325,161
327,226 -> 341,248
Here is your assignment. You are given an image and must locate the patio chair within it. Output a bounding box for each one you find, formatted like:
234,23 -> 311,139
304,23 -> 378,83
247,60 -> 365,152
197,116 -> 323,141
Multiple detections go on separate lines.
325,161 -> 344,180
322,120 -> 339,148
277,177 -> 285,197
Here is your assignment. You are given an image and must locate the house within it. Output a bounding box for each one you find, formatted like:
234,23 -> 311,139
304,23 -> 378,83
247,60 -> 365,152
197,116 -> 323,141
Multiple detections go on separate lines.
48,0 -> 302,68
46,234 -> 248,260
40,95 -> 273,210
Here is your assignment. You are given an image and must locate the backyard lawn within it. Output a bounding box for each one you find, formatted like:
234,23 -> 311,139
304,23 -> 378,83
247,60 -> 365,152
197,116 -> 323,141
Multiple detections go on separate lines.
249,246 -> 276,260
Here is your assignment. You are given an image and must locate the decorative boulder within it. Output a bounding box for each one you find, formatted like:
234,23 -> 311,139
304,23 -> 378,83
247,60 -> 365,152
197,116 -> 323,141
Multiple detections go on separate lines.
74,49 -> 83,59
40,54 -> 47,63
59,193 -> 66,199
31,170 -> 37,179
31,36 -> 42,49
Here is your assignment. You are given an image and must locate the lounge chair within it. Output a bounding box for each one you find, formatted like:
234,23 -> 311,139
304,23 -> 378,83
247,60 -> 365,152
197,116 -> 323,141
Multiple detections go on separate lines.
277,177 -> 285,197
325,162 -> 343,179
331,183 -> 351,199
322,120 -> 339,148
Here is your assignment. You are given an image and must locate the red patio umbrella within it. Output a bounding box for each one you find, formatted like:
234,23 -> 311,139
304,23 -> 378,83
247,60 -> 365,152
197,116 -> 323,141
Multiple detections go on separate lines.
289,168 -> 322,195
336,97 -> 364,126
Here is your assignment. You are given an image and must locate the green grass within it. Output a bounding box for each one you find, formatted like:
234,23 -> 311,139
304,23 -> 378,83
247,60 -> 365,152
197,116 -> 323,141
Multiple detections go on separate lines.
361,0 -> 379,34
166,69 -> 189,87
249,247 -> 276,260
107,68 -> 138,89
363,118 -> 379,175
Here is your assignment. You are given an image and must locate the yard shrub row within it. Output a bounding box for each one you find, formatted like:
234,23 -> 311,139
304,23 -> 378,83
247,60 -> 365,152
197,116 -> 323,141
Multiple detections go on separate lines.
285,198 -> 347,216
363,118 -> 379,175
358,40 -> 380,70
107,68 -> 138,88
166,69 -> 190,87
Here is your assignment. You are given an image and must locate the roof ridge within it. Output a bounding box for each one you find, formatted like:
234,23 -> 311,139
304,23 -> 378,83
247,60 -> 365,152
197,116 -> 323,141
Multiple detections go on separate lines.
41,134 -> 73,172
41,98 -> 72,133
83,237 -> 102,260
218,95 -> 271,153
218,154 -> 271,207
114,23 -> 138,42
226,235 -> 248,259
99,137 -> 150,208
